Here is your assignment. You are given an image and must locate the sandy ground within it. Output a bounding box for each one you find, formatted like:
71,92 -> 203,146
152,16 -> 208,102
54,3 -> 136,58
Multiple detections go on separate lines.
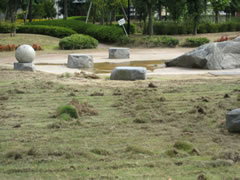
1,44 -> 240,76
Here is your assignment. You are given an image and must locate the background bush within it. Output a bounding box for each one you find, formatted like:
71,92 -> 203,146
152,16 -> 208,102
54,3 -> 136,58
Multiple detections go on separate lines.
182,37 -> 210,47
27,20 -> 125,42
139,36 -> 179,48
113,23 -> 136,34
0,22 -> 17,33
59,34 -> 98,50
17,25 -> 77,38
153,21 -> 240,35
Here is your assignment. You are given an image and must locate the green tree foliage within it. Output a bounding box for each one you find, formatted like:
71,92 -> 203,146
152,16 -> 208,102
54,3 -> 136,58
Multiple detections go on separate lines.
230,0 -> 240,16
186,0 -> 205,35
164,0 -> 186,21
41,0 -> 56,19
210,0 -> 231,23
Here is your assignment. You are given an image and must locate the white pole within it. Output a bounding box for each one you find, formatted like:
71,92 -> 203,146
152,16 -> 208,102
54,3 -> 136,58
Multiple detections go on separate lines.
121,4 -> 128,20
86,2 -> 93,24
122,25 -> 128,37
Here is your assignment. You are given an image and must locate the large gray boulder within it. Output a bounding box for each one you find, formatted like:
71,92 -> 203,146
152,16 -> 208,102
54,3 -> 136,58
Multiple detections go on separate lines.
67,54 -> 94,69
226,109 -> 240,133
110,67 -> 146,81
166,37 -> 240,70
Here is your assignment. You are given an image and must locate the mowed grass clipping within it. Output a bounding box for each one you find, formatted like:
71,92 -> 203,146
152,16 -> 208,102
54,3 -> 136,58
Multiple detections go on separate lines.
0,67 -> 240,179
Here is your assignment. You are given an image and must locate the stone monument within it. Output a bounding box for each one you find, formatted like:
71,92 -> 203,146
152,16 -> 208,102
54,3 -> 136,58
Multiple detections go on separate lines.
109,48 -> 130,59
110,66 -> 147,81
67,54 -> 94,69
14,44 -> 36,71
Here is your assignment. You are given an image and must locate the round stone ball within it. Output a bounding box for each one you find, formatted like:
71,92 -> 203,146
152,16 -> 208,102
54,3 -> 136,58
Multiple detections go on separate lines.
15,44 -> 36,63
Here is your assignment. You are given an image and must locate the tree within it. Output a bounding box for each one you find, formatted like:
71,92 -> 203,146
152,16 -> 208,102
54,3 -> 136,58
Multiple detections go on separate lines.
91,0 -> 127,25
210,0 -> 231,23
186,0 -> 204,35
42,0 -> 56,19
145,0 -> 157,36
132,0 -> 147,22
164,0 -> 186,21
63,0 -> 67,20
230,0 -> 240,16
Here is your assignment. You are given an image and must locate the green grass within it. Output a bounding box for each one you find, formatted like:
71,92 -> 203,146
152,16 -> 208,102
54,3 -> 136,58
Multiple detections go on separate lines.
1,66 -> 240,179
0,33 -> 59,50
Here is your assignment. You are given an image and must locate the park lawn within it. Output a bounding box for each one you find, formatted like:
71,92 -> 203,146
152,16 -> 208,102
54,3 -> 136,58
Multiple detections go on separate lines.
0,33 -> 60,51
0,66 -> 240,179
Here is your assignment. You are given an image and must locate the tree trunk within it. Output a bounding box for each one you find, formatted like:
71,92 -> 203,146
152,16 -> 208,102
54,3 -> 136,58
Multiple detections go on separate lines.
147,2 -> 153,36
64,0 -> 68,20
158,4 -> 162,21
204,0 -> 207,14
100,10 -> 104,25
109,11 -> 112,25
193,17 -> 197,35
215,11 -> 219,23
92,5 -> 96,24
165,6 -> 168,21
193,0 -> 199,35
24,0 -> 30,23
29,0 -> 32,22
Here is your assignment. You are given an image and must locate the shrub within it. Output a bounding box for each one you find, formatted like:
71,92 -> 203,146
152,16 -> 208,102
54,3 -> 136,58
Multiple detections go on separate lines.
174,141 -> 193,152
27,19 -> 125,42
59,34 -> 98,50
183,37 -> 210,47
17,25 -> 77,38
159,36 -> 179,47
218,23 -> 229,32
114,23 -> 136,34
0,22 -> 17,33
56,105 -> 78,118
138,36 -> 179,48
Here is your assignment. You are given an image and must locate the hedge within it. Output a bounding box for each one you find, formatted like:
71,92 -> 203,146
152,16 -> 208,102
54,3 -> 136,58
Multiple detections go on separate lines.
17,25 -> 77,38
0,22 -> 17,33
182,37 -> 210,47
59,34 -> 98,50
26,19 -> 125,42
153,21 -> 240,35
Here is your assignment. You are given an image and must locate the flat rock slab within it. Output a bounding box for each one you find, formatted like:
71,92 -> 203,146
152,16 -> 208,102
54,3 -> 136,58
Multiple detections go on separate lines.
67,54 -> 94,68
14,62 -> 35,72
109,48 -> 130,59
226,109 -> 240,133
110,66 -> 146,81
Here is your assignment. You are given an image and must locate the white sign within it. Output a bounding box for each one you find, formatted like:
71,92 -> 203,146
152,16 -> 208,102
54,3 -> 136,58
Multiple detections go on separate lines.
118,18 -> 126,26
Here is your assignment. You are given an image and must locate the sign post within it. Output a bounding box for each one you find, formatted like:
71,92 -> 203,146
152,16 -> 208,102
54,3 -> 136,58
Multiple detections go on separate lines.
118,18 -> 128,37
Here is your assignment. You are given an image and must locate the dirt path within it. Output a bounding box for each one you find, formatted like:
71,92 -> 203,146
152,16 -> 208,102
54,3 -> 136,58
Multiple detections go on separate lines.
1,40 -> 240,76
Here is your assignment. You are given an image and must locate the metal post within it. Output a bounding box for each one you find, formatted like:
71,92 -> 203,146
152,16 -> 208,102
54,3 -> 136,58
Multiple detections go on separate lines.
127,0 -> 130,35
86,2 -> 92,24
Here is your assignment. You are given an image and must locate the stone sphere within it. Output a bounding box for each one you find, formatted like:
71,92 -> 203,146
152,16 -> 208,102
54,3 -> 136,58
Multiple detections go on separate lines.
15,44 -> 36,63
